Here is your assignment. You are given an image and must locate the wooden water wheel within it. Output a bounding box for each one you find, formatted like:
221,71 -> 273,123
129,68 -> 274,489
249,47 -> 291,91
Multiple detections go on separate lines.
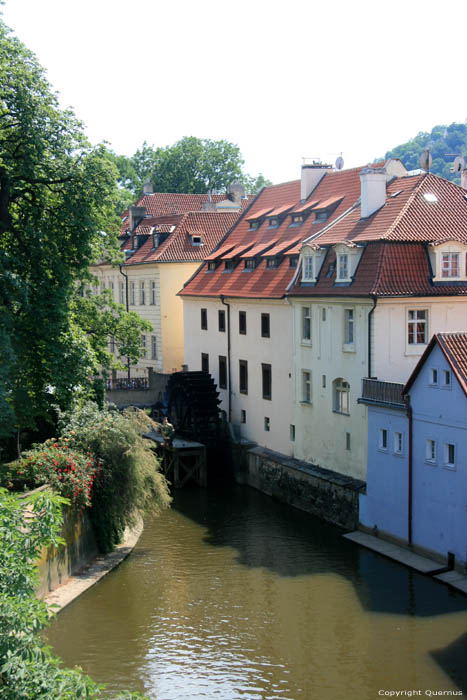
167,371 -> 222,444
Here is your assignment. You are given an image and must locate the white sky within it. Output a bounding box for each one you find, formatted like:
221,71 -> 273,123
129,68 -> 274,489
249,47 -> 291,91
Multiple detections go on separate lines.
3,0 -> 466,184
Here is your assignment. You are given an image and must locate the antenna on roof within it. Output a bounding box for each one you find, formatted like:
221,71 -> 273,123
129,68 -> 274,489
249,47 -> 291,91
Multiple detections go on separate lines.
335,155 -> 344,171
419,149 -> 432,172
450,155 -> 466,173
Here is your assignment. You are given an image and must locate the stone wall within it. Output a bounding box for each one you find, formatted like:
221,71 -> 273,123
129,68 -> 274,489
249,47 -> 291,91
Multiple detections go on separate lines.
242,446 -> 365,530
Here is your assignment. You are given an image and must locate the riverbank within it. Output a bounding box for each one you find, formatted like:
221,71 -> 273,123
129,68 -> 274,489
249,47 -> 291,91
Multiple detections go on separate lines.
43,518 -> 144,614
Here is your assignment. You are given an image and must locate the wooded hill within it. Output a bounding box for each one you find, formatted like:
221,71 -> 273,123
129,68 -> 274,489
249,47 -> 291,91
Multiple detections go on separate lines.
382,121 -> 467,183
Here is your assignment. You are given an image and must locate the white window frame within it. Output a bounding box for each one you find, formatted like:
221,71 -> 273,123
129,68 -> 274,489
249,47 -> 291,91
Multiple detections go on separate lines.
141,334 -> 147,358
425,438 -> 437,465
393,432 -> 403,455
301,370 -> 312,404
337,253 -> 350,281
301,306 -> 312,343
130,281 -> 136,306
441,369 -> 452,389
429,368 -> 438,386
302,255 -> 314,282
378,428 -> 388,451
441,252 -> 460,279
151,335 -> 157,360
119,281 -> 125,305
140,280 -> 146,305
333,378 -> 350,415
407,309 -> 428,347
443,442 -> 456,470
150,281 -> 156,305
343,308 -> 355,350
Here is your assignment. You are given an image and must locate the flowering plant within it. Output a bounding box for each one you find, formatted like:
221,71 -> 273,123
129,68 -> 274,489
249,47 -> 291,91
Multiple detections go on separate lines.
18,438 -> 101,510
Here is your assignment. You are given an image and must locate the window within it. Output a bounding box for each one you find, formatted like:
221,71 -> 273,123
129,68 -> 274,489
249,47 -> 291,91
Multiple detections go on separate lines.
346,432 -> 351,451
191,235 -> 203,246
109,336 -> 115,353
150,281 -> 156,305
429,368 -> 438,385
239,360 -> 248,394
109,280 -> 114,300
337,254 -> 349,281
442,369 -> 451,387
268,217 -> 279,228
218,310 -> 226,332
219,355 -> 227,389
264,417 -> 270,431
379,428 -> 388,450
444,443 -> 456,469
140,281 -> 146,305
322,375 -> 326,388
262,363 -> 272,400
119,281 -> 125,305
302,370 -> 312,403
207,261 -> 217,271
224,260 -> 234,271
441,252 -> 459,278
344,309 -> 354,345
407,310 -> 427,345
290,424 -> 295,441
201,353 -> 209,373
261,313 -> 270,338
249,220 -> 260,230
141,334 -> 147,358
151,335 -> 157,360
302,306 -> 311,342
425,439 -> 437,464
303,255 -> 314,281
130,281 -> 136,305
241,409 -> 246,423
266,258 -> 278,268
333,378 -> 350,414
394,432 -> 403,455
244,259 -> 256,270
239,311 -> 247,335
289,256 -> 298,268
291,214 -> 303,225
322,308 -> 326,322
201,308 -> 208,330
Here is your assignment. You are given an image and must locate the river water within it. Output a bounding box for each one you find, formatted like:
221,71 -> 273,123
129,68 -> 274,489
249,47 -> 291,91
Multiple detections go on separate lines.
45,485 -> 467,700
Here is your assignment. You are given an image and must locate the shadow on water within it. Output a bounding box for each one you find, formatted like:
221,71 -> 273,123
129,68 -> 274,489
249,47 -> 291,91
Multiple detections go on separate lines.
171,484 -> 467,619
431,632 -> 467,694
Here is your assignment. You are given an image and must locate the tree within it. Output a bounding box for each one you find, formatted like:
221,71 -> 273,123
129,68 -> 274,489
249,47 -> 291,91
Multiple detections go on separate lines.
0,17 -> 149,448
0,487 -> 146,699
110,137 -> 271,198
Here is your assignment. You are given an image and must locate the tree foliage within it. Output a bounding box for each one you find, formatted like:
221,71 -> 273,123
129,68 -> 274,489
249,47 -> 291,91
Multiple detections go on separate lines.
108,137 -> 271,199
0,487 -> 147,699
383,121 -> 467,182
0,18 -> 149,445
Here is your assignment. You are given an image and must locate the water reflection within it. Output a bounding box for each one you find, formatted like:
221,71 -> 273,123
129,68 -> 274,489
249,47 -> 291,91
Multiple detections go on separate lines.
45,485 -> 467,700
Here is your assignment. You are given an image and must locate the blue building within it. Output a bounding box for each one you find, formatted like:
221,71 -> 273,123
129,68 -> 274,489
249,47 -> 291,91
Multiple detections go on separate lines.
359,333 -> 467,569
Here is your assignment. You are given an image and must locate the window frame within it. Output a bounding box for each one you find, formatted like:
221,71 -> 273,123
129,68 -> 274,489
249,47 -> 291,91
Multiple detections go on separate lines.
443,442 -> 456,470
393,431 -> 403,455
333,378 -> 350,415
201,308 -> 208,330
407,309 -> 428,346
337,253 -> 350,282
343,308 -> 355,349
425,438 -> 437,465
150,281 -> 156,305
239,310 -> 247,335
301,306 -> 312,343
140,280 -> 146,305
262,363 -> 272,400
218,309 -> 226,333
218,355 -> 227,389
239,359 -> 248,394
261,313 -> 270,338
151,335 -> 157,360
301,370 -> 312,404
201,352 -> 209,373
378,428 -> 388,451
130,281 -> 136,306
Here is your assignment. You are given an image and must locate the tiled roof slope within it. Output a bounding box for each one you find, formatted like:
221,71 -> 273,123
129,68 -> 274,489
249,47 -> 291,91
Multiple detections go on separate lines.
404,333 -> 467,397
180,169 -> 364,299
314,173 -> 467,246
121,212 -> 242,264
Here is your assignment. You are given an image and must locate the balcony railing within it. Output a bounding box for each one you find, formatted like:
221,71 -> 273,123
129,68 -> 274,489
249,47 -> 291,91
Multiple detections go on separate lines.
107,377 -> 149,391
360,378 -> 405,407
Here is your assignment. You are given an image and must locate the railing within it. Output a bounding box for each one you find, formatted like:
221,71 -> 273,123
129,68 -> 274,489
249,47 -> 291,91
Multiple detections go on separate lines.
360,378 -> 405,406
107,378 -> 149,391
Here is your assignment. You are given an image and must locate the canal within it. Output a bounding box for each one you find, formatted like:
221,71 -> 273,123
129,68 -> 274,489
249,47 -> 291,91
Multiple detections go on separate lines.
45,485 -> 467,699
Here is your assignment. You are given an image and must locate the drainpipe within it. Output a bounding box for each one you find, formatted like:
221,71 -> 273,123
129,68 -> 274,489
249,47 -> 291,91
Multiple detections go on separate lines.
119,264 -> 131,381
406,395 -> 413,546
367,296 -> 377,378
221,295 -> 232,422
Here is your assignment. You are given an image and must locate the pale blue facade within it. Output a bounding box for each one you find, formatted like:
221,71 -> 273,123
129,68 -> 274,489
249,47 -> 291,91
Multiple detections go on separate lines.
360,342 -> 467,567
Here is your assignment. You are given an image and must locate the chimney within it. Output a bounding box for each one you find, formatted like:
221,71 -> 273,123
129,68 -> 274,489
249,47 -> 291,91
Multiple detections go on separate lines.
129,205 -> 146,231
301,162 -> 331,200
227,182 -> 246,204
360,166 -> 387,218
461,168 -> 467,190
143,179 -> 153,195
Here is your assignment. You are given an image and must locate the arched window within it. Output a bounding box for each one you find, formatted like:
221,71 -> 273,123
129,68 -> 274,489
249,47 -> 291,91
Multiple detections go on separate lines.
333,378 -> 350,415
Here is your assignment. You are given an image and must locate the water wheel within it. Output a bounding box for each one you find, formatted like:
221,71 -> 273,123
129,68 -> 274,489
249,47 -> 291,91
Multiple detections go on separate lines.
167,371 -> 222,443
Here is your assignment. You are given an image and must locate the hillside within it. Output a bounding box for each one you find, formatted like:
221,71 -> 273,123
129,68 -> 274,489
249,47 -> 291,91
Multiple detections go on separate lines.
382,121 -> 467,183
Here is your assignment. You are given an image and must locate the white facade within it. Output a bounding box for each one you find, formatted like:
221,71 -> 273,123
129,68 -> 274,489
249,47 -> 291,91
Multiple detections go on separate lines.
183,296 -> 295,455
290,297 -> 373,480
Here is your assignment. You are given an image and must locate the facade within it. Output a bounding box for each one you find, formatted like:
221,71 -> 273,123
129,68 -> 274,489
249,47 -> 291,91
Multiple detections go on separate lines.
360,333 -> 467,568
91,187 -> 252,381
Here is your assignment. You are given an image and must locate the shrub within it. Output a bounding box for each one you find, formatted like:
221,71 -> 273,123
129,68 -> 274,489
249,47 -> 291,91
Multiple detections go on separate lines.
59,403 -> 171,553
17,440 -> 100,510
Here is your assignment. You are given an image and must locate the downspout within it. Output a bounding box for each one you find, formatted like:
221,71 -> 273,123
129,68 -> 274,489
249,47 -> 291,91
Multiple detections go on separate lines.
406,395 -> 413,546
367,296 -> 377,378
119,264 -> 131,380
221,295 -> 232,422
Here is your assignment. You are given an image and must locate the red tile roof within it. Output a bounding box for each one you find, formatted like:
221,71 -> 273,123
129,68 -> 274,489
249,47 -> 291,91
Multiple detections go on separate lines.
404,332 -> 467,398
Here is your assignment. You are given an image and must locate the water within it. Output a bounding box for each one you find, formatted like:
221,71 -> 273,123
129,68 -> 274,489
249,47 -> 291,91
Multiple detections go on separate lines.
45,486 -> 467,699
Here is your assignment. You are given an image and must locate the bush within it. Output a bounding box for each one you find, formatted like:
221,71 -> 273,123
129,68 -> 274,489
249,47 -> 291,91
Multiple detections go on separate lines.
59,403 -> 171,553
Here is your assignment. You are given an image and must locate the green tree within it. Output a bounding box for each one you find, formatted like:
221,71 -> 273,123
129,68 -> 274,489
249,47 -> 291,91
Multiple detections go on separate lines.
0,18 -> 149,447
0,487 -> 146,699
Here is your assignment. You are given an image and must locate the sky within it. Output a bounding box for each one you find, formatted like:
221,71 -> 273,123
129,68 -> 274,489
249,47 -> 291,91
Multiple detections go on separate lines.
3,0 -> 466,185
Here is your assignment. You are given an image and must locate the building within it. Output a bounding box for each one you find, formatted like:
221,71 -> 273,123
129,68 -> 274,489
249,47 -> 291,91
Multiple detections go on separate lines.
359,333 -> 467,568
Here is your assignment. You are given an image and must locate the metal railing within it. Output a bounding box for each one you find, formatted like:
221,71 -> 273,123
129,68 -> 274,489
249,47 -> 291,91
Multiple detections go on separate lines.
360,378 -> 405,406
107,377 -> 149,391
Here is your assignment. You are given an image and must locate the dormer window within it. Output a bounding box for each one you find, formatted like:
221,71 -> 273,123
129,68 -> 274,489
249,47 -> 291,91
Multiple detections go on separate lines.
191,235 -> 203,246
266,258 -> 278,269
315,210 -> 329,223
268,217 -> 279,228
290,214 -> 304,226
301,246 -> 326,283
441,252 -> 459,278
207,261 -> 217,272
430,242 -> 467,282
289,256 -> 298,268
337,253 -> 349,281
303,255 -> 315,281
244,259 -> 256,270
249,220 -> 260,231
224,260 -> 234,271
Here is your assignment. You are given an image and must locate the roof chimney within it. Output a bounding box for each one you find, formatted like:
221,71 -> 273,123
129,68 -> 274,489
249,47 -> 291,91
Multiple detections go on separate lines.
129,205 -> 147,231
143,179 -> 153,195
461,168 -> 467,190
227,182 -> 246,204
301,162 -> 331,201
360,166 -> 387,218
